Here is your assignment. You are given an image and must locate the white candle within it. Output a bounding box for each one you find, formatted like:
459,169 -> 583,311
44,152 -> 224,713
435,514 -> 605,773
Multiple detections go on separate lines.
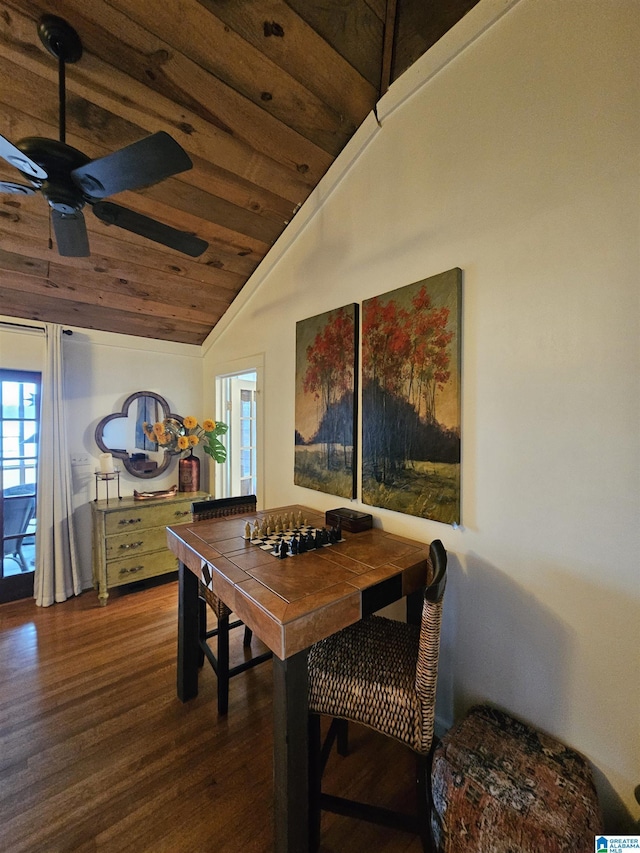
99,452 -> 114,474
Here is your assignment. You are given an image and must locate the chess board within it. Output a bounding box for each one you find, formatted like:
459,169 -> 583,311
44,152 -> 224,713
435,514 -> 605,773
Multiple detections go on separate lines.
247,517 -> 343,558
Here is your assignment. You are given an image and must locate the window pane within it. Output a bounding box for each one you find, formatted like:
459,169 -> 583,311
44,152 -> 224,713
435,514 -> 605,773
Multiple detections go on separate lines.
240,449 -> 252,477
22,384 -> 38,419
3,470 -> 20,489
241,420 -> 251,446
3,429 -> 19,458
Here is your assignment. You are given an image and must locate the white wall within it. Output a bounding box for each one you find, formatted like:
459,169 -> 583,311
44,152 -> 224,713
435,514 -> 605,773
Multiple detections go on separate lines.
0,321 -> 203,590
202,0 -> 640,829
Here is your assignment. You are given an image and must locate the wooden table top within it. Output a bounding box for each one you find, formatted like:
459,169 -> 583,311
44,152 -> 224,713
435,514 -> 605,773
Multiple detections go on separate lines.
167,504 -> 430,660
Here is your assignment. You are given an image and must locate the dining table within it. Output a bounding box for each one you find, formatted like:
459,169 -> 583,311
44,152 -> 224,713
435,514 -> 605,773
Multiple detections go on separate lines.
166,504 -> 431,853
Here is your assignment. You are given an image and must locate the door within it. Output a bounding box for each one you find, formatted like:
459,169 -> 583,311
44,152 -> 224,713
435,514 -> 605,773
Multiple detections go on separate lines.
0,371 -> 40,603
215,370 -> 259,500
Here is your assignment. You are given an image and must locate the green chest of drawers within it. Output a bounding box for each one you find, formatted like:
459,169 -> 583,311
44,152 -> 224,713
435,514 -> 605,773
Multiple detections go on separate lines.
91,491 -> 206,605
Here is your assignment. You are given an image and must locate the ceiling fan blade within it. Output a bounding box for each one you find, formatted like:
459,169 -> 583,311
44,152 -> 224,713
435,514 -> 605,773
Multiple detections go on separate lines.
92,201 -> 208,257
71,131 -> 193,198
0,181 -> 37,196
51,210 -> 90,257
0,134 -> 48,180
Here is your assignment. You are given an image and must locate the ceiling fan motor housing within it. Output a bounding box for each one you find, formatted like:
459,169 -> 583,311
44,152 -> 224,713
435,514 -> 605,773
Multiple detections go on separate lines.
16,137 -> 91,213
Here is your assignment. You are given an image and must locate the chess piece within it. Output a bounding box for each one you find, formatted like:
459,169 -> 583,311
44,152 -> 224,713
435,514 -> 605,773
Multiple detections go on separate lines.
291,536 -> 299,555
279,538 -> 288,559
244,521 -> 251,539
253,520 -> 260,538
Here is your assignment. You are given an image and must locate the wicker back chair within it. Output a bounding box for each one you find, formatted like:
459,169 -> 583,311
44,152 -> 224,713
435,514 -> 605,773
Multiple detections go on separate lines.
192,496 -> 272,714
307,539 -> 448,852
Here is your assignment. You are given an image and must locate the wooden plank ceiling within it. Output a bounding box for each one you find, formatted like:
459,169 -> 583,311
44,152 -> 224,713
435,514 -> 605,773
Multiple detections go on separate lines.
0,0 -> 478,345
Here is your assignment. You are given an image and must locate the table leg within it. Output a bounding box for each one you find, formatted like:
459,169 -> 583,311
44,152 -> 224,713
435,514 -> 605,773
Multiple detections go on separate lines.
272,650 -> 309,853
406,587 -> 423,626
177,561 -> 199,702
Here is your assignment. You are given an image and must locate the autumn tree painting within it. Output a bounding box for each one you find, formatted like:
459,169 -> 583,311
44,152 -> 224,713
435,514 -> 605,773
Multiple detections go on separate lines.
295,305 -> 358,498
362,269 -> 461,524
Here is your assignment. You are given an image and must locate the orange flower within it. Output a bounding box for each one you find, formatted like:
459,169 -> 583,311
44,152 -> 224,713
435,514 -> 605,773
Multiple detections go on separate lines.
183,416 -> 197,430
177,435 -> 190,450
202,419 -> 216,432
154,421 -> 166,435
188,434 -> 199,446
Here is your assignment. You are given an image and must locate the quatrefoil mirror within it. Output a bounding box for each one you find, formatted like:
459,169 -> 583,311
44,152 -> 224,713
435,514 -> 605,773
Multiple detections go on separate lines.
95,391 -> 182,479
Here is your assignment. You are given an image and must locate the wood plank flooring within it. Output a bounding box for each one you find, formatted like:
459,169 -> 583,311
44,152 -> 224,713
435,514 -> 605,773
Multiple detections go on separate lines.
0,581 -> 423,853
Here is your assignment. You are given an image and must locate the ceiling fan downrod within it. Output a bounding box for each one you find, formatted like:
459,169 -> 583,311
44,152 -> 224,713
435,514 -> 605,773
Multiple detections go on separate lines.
37,15 -> 82,145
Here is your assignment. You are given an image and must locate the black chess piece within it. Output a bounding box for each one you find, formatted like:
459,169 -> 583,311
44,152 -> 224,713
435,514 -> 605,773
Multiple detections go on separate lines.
298,535 -> 307,554
279,538 -> 288,559
290,536 -> 299,555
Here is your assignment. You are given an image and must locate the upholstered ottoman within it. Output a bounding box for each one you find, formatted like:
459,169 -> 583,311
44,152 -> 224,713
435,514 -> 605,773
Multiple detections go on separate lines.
431,705 -> 601,853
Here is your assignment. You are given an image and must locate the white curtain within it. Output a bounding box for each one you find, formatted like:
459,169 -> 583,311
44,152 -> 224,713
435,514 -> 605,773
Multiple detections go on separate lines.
34,324 -> 82,606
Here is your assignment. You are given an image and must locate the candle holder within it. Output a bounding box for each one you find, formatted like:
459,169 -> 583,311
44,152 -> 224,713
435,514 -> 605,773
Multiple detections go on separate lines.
94,469 -> 122,503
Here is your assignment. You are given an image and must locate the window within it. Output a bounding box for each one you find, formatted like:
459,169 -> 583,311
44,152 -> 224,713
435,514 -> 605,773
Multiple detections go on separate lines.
1,370 -> 40,585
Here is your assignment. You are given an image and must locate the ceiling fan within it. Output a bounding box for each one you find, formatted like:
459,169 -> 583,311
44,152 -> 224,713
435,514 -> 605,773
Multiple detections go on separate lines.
0,15 -> 208,258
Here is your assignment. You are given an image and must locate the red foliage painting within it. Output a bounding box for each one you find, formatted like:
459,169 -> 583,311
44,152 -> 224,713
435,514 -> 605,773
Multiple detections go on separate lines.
295,304 -> 358,498
361,269 -> 462,524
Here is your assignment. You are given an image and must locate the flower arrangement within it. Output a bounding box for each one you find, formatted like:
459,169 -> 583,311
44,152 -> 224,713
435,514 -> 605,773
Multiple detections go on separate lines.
143,416 -> 228,462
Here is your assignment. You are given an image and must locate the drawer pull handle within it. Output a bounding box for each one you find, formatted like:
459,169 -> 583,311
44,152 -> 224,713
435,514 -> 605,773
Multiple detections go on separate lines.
119,541 -> 143,550
119,565 -> 144,576
174,510 -> 190,517
118,518 -> 142,525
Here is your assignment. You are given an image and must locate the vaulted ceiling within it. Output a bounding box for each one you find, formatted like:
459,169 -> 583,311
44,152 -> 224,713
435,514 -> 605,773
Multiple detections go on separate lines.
0,0 -> 478,345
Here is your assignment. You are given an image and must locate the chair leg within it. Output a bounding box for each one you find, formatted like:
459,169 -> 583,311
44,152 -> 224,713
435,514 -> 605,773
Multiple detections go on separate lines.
17,547 -> 28,572
216,613 -> 230,715
308,713 -> 322,853
243,625 -> 252,646
336,718 -> 349,756
416,749 -> 436,853
197,596 -> 206,667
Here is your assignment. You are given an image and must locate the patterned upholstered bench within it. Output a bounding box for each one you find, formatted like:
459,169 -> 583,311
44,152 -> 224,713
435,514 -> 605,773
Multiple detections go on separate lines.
431,705 -> 601,852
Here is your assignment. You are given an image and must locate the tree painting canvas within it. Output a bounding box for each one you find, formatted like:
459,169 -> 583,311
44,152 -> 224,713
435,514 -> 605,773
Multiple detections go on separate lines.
362,269 -> 462,524
295,304 -> 358,499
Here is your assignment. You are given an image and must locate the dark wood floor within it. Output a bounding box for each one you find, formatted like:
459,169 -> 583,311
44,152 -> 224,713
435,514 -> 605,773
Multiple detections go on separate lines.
0,580 -> 423,853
